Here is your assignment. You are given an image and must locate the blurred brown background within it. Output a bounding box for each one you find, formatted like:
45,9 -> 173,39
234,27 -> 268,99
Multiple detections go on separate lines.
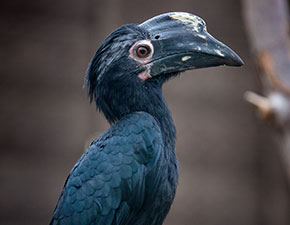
1,0 -> 290,225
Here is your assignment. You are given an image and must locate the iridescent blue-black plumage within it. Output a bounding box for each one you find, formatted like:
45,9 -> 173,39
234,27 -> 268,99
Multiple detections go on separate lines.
50,12 -> 243,225
50,112 -> 177,225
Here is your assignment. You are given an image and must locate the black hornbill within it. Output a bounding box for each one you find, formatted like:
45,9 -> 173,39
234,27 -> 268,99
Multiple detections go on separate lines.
50,12 -> 243,225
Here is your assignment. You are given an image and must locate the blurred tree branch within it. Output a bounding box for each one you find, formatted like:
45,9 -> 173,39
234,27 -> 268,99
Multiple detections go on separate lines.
243,0 -> 290,183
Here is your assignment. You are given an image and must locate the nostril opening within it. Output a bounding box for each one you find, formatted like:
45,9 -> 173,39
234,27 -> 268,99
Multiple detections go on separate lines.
155,35 -> 160,40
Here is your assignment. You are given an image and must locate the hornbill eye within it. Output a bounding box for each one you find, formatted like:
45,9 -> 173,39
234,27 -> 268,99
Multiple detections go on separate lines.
136,45 -> 151,58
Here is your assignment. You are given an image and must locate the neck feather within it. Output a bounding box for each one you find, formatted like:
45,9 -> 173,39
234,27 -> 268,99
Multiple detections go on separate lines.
149,94 -> 176,148
98,81 -> 176,148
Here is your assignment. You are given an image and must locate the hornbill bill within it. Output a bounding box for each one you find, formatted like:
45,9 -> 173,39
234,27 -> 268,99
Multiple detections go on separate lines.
50,12 -> 243,225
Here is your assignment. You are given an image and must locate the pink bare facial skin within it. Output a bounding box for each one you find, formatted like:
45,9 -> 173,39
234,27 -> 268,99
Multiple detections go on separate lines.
138,70 -> 152,81
129,40 -> 154,81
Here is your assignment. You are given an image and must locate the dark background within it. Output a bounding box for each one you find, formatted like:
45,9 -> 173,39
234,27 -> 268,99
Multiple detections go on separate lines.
1,0 -> 289,225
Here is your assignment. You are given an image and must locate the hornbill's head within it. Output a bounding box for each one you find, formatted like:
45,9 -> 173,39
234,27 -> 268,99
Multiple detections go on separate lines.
86,12 -> 244,123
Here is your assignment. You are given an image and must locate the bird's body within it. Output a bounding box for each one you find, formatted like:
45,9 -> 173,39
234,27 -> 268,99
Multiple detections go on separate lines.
51,112 -> 177,225
50,12 -> 243,225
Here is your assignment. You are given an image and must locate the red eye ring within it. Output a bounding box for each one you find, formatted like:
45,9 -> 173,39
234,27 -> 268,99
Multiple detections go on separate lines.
136,45 -> 151,58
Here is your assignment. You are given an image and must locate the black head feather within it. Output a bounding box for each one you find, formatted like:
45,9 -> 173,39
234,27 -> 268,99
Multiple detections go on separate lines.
85,24 -> 158,124
86,24 -> 149,101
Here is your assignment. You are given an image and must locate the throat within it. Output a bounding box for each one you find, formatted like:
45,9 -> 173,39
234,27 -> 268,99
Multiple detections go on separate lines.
151,99 -> 176,148
138,86 -> 177,149
136,84 -> 176,148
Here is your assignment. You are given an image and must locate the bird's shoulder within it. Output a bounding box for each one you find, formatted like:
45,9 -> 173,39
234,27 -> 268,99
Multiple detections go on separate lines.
96,111 -> 161,144
84,111 -> 163,173
92,111 -> 162,162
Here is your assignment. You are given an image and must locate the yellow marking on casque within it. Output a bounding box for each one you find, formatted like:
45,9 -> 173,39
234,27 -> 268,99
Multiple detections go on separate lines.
214,49 -> 225,57
170,12 -> 205,32
197,34 -> 207,40
182,56 -> 192,61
